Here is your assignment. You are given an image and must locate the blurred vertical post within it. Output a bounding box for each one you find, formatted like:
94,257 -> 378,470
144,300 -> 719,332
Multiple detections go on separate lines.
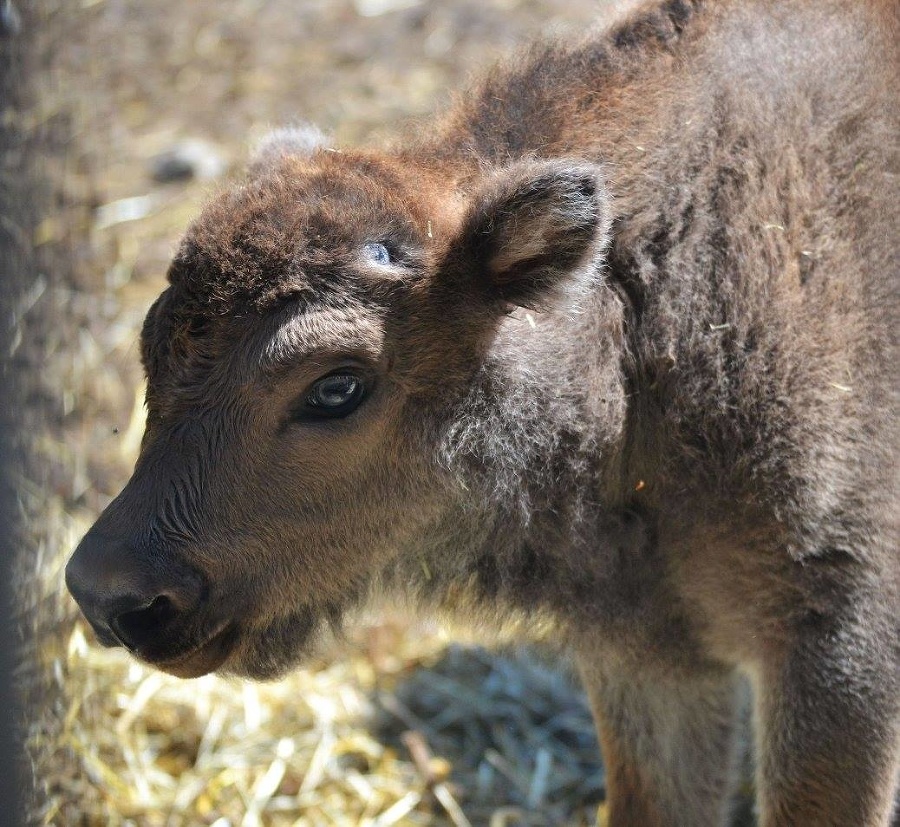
1,0 -> 30,823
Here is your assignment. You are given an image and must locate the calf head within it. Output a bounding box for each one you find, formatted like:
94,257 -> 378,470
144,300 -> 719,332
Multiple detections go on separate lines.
66,134 -> 610,679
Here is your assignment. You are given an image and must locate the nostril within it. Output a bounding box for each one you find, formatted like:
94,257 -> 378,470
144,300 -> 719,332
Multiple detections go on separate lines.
67,531 -> 208,652
111,595 -> 177,652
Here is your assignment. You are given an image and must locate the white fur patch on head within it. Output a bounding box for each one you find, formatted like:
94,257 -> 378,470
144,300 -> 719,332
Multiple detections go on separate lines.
250,124 -> 331,168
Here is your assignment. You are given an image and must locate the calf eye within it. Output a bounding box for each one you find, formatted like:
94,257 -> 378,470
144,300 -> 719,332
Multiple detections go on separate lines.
304,372 -> 365,417
362,241 -> 392,265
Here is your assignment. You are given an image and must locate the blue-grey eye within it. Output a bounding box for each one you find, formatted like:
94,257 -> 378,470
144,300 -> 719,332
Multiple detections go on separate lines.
305,373 -> 365,417
362,241 -> 392,265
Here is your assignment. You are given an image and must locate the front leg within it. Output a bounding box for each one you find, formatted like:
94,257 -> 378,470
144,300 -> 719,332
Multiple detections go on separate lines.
579,660 -> 742,827
753,599 -> 900,827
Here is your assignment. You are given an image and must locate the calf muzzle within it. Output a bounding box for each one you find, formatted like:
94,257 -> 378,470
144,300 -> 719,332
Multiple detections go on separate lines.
65,530 -> 206,655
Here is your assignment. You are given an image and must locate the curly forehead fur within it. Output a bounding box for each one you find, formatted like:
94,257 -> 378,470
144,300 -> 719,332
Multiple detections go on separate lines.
166,151 -> 450,318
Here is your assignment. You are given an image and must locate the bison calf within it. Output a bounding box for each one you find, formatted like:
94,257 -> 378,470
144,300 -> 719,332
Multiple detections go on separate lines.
66,0 -> 899,824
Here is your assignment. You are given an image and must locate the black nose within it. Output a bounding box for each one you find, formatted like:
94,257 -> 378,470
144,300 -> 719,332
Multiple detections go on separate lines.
65,532 -> 205,653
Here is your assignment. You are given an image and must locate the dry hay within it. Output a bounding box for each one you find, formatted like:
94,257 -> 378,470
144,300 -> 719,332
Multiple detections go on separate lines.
26,609 -> 604,826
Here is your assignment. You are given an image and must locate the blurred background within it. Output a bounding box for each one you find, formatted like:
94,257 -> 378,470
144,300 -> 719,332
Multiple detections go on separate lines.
1,0 -> 690,824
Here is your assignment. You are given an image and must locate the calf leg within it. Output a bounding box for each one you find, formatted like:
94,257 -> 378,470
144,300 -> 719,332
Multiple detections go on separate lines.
578,661 -> 741,827
753,603 -> 900,827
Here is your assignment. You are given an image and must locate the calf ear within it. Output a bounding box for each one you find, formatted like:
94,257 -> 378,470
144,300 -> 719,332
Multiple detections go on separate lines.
457,159 -> 610,309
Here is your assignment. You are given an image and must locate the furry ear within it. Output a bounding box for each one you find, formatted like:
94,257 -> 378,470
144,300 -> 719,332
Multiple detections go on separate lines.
457,159 -> 610,308
249,124 -> 331,170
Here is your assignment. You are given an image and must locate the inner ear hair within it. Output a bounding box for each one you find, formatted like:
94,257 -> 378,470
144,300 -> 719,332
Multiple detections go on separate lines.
465,159 -> 611,309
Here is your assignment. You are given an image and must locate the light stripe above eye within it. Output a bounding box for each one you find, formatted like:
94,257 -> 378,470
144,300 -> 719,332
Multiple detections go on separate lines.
257,306 -> 385,379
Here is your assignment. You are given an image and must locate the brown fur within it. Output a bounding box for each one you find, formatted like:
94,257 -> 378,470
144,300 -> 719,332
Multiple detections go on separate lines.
67,0 -> 900,824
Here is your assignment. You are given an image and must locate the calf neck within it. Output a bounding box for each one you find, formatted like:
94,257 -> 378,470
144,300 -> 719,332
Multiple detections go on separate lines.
67,0 -> 900,824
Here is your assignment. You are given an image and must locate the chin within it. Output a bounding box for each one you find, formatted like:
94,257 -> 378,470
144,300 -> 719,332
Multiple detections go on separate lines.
214,608 -> 325,681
